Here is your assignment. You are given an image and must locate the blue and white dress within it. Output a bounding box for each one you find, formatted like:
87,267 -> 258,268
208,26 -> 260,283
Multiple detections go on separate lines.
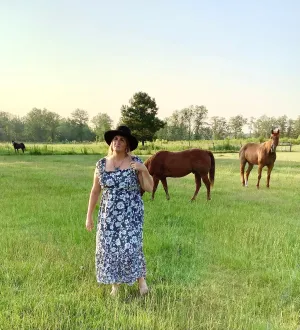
95,156 -> 146,285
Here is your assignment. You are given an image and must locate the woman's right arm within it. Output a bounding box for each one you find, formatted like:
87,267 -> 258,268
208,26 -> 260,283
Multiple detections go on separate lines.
86,169 -> 102,231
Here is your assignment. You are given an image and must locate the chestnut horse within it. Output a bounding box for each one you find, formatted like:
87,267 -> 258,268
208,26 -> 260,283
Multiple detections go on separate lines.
239,129 -> 280,189
142,149 -> 215,201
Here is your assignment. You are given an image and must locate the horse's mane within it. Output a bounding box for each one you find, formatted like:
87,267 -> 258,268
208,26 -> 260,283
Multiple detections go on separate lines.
263,139 -> 272,153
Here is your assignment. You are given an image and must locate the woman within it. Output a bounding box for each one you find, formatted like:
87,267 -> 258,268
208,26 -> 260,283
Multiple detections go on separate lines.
85,125 -> 153,296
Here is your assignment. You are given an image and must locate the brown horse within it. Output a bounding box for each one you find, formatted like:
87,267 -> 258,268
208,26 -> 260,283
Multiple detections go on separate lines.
142,149 -> 215,201
239,129 -> 280,189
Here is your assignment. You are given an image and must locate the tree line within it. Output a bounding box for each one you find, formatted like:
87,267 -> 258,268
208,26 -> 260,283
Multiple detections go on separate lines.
157,109 -> 300,141
0,92 -> 299,143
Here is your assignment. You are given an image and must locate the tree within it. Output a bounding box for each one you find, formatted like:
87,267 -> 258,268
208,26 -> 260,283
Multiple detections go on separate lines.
253,115 -> 276,138
210,116 -> 228,140
286,118 -> 295,138
181,107 -> 194,145
228,115 -> 247,139
293,116 -> 300,138
248,116 -> 256,137
155,105 -> 208,141
193,105 -> 208,139
0,112 -> 13,141
24,108 -> 47,141
71,109 -> 89,142
120,92 -> 165,146
274,115 -> 288,136
23,108 -> 61,142
57,119 -> 75,142
44,111 -> 61,142
91,113 -> 113,141
11,116 -> 25,141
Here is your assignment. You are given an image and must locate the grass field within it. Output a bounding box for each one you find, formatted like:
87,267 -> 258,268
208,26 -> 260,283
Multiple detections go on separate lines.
1,152 -> 300,329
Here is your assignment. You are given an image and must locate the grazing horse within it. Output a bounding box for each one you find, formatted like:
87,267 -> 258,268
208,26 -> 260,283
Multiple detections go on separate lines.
239,129 -> 280,189
142,149 -> 215,201
12,140 -> 26,153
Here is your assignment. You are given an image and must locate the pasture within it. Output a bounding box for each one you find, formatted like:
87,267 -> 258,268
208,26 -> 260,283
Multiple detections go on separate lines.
1,151 -> 300,329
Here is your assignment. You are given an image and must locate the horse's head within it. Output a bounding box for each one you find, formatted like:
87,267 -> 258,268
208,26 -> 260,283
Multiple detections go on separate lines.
12,140 -> 15,145
270,129 -> 280,153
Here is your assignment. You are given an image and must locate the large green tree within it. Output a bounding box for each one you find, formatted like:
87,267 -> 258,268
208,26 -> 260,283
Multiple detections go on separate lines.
120,92 -> 165,146
91,113 -> 113,141
44,111 -> 61,142
70,109 -> 89,142
293,116 -> 300,138
228,115 -> 247,139
210,116 -> 228,140
0,112 -> 13,141
24,108 -> 47,141
253,115 -> 276,138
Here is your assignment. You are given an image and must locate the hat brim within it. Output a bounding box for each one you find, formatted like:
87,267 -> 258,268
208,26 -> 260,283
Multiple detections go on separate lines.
104,130 -> 138,151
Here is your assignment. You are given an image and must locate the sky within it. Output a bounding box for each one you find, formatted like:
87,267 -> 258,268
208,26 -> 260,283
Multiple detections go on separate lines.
0,0 -> 299,126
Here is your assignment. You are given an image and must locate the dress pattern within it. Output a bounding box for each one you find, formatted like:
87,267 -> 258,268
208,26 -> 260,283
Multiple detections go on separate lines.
95,156 -> 146,285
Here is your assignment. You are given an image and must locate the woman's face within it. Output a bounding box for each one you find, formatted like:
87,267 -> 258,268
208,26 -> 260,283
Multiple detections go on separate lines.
111,135 -> 128,153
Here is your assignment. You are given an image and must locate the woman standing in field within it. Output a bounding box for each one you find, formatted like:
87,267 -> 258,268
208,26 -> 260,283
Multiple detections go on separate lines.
85,125 -> 153,296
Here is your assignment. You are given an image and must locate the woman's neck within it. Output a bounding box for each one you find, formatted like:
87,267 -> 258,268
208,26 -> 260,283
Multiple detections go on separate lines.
111,151 -> 127,160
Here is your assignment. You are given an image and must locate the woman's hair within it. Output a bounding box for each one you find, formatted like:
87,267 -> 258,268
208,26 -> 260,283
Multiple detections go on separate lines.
106,136 -> 133,156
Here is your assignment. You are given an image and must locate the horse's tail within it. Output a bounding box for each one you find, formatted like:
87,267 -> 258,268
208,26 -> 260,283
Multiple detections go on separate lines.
208,151 -> 215,187
239,144 -> 247,160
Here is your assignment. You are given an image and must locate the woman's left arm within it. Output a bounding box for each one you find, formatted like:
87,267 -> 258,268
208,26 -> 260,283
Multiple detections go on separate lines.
130,160 -> 153,192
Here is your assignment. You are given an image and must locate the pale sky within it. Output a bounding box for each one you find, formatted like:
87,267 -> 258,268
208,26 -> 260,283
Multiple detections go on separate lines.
1,0 -> 299,126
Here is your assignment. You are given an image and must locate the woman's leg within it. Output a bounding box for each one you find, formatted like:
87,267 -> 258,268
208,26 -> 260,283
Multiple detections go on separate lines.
110,283 -> 119,296
138,277 -> 148,295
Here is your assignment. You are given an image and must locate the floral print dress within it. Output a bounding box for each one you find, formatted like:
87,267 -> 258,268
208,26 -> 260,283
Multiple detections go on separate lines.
95,156 -> 146,285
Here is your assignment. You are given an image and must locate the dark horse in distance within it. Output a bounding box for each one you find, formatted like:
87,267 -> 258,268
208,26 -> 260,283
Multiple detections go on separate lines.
142,149 -> 215,201
12,140 -> 26,153
239,129 -> 280,189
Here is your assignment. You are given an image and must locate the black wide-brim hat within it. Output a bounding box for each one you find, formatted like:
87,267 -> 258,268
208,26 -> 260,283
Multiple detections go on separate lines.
104,125 -> 138,151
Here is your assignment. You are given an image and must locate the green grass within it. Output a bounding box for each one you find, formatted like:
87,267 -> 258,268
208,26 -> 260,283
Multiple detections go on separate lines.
1,152 -> 300,329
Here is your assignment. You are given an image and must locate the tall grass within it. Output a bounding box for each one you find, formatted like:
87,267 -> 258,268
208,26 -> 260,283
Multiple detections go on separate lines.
1,140 -> 300,156
1,153 -> 300,329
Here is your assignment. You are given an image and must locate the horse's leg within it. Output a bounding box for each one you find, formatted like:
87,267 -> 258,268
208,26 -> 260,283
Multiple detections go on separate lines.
245,163 -> 254,187
190,173 -> 201,201
240,160 -> 246,186
201,174 -> 211,201
256,164 -> 263,189
151,175 -> 160,200
266,164 -> 274,188
160,178 -> 170,200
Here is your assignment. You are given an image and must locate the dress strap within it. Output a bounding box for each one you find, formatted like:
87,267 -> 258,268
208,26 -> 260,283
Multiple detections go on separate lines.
96,158 -> 106,178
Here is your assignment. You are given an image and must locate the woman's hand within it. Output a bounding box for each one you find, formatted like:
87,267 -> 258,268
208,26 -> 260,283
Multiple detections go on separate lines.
130,161 -> 147,172
86,216 -> 94,232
